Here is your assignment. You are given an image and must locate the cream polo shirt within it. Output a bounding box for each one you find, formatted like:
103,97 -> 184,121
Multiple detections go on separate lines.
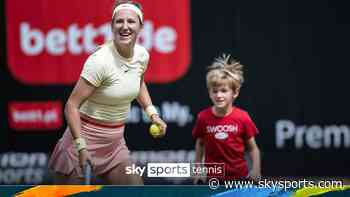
79,41 -> 149,123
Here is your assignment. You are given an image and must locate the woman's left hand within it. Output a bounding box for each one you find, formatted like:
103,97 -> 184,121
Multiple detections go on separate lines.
151,115 -> 167,138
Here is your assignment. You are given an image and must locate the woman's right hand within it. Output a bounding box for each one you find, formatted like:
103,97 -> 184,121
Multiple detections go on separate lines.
78,149 -> 93,171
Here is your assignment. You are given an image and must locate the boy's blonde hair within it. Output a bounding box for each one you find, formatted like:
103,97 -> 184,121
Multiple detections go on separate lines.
206,54 -> 244,91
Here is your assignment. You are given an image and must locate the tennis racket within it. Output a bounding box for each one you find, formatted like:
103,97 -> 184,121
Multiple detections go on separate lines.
84,162 -> 92,185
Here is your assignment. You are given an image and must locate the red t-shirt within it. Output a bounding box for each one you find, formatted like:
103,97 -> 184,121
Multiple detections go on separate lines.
192,107 -> 259,180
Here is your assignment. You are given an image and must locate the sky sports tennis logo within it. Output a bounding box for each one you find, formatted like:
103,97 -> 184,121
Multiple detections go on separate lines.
6,0 -> 190,84
125,163 -> 224,177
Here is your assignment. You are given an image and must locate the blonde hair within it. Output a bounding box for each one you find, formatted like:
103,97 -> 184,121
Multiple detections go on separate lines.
206,54 -> 244,91
112,0 -> 143,24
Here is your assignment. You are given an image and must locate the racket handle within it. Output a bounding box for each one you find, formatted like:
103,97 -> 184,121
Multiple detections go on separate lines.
84,163 -> 92,185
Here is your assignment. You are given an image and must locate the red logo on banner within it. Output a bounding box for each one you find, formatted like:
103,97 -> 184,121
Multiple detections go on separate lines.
6,0 -> 191,84
8,101 -> 63,130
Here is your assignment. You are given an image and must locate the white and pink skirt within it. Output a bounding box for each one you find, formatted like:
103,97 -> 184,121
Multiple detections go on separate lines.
48,116 -> 129,178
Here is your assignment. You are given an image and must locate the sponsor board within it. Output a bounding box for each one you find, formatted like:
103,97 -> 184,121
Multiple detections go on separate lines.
276,120 -> 350,149
6,0 -> 191,84
8,101 -> 62,130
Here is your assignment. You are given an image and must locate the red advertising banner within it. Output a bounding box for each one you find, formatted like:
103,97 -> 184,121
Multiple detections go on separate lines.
8,101 -> 63,130
6,0 -> 191,84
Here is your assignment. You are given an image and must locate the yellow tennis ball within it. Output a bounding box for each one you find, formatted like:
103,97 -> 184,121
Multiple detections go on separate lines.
149,124 -> 161,137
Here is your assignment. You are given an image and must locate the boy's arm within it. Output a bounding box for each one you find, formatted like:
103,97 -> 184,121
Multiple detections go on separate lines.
193,138 -> 206,184
195,138 -> 205,163
246,137 -> 261,181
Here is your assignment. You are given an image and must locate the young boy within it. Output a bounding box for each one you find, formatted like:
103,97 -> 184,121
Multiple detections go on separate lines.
192,54 -> 261,183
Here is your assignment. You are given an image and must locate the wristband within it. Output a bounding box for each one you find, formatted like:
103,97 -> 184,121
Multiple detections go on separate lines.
145,105 -> 159,119
74,138 -> 87,152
